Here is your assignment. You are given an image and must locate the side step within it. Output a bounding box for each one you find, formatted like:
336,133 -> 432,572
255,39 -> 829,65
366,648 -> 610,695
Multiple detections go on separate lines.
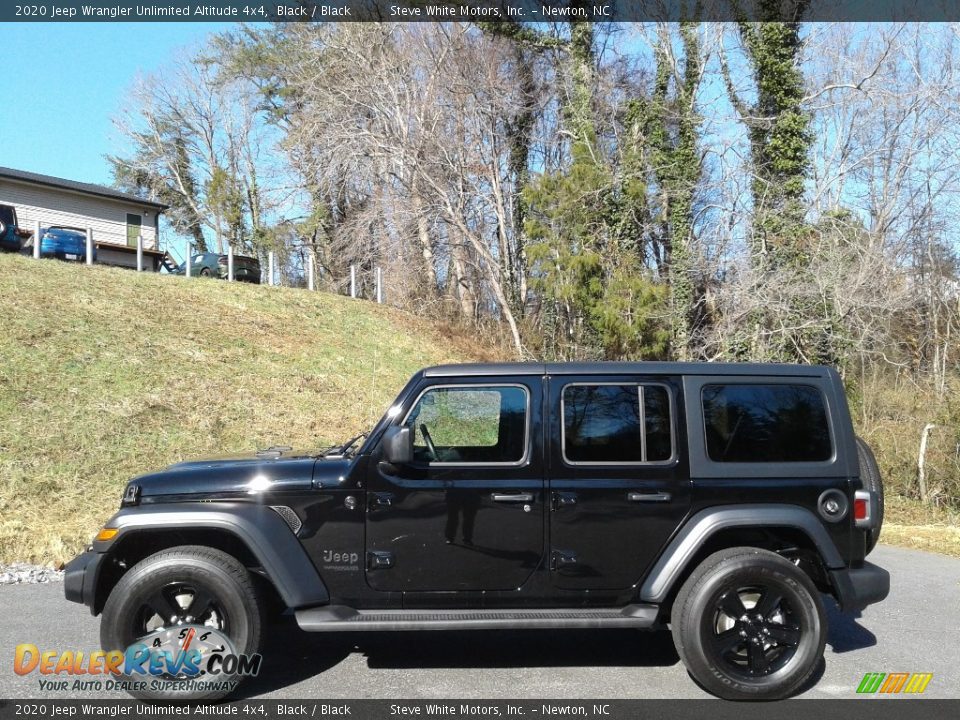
295,604 -> 659,632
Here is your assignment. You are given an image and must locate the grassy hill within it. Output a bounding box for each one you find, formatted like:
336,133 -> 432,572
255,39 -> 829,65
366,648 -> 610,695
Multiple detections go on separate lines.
0,253 -> 497,565
1,253 -> 956,566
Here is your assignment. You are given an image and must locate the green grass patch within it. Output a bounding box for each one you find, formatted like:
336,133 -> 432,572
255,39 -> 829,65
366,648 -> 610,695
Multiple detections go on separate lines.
0,253 -> 495,565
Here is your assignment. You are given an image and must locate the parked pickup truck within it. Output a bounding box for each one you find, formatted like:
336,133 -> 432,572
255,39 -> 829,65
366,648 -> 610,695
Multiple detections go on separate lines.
65,362 -> 888,700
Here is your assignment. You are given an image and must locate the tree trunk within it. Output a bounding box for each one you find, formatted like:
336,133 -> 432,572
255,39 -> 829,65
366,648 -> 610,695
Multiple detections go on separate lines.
411,182 -> 439,296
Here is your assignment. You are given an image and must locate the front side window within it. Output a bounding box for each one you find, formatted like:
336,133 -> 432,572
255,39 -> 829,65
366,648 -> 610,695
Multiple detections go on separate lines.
404,385 -> 528,464
562,384 -> 673,464
702,384 -> 832,463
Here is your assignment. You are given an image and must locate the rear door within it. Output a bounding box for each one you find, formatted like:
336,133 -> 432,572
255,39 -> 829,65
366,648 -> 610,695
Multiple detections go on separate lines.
365,378 -> 545,592
548,375 -> 691,590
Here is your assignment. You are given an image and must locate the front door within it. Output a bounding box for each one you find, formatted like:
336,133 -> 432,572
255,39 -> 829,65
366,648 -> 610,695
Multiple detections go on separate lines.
365,379 -> 544,592
548,375 -> 691,590
126,213 -> 141,248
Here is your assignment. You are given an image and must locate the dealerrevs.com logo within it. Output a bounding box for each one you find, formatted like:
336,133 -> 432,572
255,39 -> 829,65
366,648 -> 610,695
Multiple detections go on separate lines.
14,625 -> 261,696
856,672 -> 934,695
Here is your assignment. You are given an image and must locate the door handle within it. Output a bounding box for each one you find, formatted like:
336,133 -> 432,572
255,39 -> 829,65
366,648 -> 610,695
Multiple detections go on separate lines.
491,492 -> 534,503
552,492 -> 578,510
628,491 -> 672,503
369,492 -> 394,508
551,550 -> 578,570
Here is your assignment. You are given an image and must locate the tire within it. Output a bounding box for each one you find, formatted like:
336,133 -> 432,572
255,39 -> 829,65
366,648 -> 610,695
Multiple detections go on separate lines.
855,436 -> 884,554
671,547 -> 826,701
100,545 -> 263,701
199,267 -> 212,277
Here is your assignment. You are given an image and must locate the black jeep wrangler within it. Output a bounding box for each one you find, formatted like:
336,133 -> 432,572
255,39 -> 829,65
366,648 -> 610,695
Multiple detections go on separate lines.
65,362 -> 888,700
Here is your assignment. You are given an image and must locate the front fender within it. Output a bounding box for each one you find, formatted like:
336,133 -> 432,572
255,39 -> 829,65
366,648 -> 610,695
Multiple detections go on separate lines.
96,502 -> 329,609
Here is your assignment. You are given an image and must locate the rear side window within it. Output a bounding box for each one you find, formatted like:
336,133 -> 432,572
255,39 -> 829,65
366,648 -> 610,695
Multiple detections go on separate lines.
0,205 -> 15,226
702,384 -> 832,463
562,384 -> 673,464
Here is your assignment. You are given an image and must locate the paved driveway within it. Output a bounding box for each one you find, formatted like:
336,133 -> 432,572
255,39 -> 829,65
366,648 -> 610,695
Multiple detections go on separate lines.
0,545 -> 956,699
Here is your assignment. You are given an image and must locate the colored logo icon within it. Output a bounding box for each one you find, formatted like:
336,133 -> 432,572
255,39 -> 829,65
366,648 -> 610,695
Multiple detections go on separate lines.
857,672 -> 933,694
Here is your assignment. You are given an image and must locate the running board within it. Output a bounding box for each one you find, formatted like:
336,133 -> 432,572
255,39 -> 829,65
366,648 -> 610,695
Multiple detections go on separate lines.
295,604 -> 659,632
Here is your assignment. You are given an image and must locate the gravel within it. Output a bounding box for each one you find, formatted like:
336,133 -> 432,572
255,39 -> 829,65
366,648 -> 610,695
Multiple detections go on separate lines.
0,562 -> 64,585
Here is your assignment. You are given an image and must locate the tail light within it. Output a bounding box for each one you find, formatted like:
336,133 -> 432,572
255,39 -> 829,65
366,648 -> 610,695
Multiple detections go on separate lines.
854,490 -> 872,527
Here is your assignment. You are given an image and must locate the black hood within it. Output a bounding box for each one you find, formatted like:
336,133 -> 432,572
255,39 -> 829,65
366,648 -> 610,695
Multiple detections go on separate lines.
131,448 -> 353,499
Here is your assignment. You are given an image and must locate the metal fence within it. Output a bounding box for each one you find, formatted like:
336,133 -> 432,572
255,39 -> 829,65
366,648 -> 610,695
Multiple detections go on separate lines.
23,224 -> 386,304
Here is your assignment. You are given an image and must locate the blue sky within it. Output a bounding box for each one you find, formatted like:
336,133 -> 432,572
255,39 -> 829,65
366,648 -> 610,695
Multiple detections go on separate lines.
2,23 -> 230,186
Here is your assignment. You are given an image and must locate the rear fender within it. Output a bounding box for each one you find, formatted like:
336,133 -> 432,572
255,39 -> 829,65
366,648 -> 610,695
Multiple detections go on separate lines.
640,504 -> 845,603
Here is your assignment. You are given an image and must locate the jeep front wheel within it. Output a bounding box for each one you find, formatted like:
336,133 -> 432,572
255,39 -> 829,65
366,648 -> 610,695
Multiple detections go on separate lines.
100,545 -> 263,701
671,547 -> 826,700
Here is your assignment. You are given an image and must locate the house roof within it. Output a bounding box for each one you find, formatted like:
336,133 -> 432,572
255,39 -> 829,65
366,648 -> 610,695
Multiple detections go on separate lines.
0,166 -> 169,211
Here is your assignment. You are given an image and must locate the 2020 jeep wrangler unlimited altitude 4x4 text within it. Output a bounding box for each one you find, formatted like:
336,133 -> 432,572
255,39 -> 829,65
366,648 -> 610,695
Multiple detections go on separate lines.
65,362 -> 889,700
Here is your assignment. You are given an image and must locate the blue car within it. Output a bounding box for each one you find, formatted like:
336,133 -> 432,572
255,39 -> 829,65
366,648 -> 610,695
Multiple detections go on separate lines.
34,226 -> 95,262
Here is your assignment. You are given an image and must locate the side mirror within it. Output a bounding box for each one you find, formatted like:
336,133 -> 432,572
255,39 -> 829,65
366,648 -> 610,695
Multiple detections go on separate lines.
382,426 -> 412,465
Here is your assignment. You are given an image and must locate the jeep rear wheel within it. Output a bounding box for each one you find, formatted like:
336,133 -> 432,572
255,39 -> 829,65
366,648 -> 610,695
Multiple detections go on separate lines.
100,545 -> 263,701
671,547 -> 826,700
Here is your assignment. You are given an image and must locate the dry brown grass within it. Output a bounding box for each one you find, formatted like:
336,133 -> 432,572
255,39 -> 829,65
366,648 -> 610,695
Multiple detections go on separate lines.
0,253 -> 500,565
882,496 -> 960,558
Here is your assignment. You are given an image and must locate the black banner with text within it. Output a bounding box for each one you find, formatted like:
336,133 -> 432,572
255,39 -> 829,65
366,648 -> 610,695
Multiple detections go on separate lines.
1,700 -> 959,720
4,1 -> 960,23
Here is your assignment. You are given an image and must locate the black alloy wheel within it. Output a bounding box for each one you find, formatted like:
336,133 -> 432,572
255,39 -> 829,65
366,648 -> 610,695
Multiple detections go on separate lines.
672,547 -> 826,700
707,584 -> 802,678
100,545 -> 263,700
126,581 -> 230,647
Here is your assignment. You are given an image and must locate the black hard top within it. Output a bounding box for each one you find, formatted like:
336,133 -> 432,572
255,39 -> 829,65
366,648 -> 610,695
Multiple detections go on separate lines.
422,362 -> 833,378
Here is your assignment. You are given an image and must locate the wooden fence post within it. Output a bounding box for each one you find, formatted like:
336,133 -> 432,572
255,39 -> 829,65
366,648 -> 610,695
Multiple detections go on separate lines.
185,246 -> 192,277
33,220 -> 40,259
227,245 -> 234,282
86,228 -> 93,266
350,265 -> 356,298
268,251 -> 275,286
918,423 -> 936,503
136,235 -> 143,272
376,267 -> 383,304
307,249 -> 315,291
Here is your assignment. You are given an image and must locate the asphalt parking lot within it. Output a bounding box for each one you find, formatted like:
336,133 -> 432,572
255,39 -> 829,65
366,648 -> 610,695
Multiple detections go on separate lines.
1,545 -> 957,700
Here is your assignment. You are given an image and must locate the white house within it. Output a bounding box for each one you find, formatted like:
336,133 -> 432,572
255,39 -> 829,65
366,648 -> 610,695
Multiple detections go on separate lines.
0,166 -> 169,271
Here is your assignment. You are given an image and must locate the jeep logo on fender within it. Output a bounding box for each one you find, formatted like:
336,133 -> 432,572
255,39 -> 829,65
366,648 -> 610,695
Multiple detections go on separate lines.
323,550 -> 360,565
